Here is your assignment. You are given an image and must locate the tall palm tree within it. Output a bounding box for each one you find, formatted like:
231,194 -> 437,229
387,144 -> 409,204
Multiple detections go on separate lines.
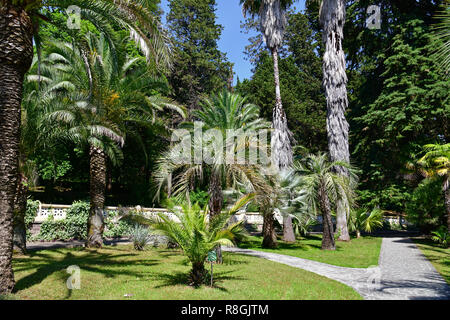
293,153 -> 355,250
240,0 -> 296,242
0,0 -> 171,294
316,0 -> 351,241
417,143 -> 450,232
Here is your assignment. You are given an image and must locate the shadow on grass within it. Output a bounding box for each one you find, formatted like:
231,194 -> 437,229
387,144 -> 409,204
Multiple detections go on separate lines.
13,248 -> 160,294
151,269 -> 247,293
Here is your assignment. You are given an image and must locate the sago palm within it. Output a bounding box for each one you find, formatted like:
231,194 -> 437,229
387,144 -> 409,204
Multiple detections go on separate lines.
293,153 -> 356,250
0,0 -> 171,293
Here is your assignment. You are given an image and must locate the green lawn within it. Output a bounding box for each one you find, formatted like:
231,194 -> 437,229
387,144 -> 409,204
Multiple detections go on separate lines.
10,245 -> 361,300
413,238 -> 450,284
239,235 -> 382,268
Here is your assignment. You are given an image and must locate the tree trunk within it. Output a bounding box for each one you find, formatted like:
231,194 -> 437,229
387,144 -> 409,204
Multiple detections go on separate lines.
208,171 -> 223,263
13,172 -> 28,254
270,47 -> 293,170
208,171 -> 223,216
282,215 -> 296,243
262,210 -> 278,248
0,4 -> 34,294
190,261 -> 207,286
86,146 -> 107,248
356,230 -> 361,239
270,47 -> 295,241
320,0 -> 351,242
444,175 -> 450,233
319,182 -> 336,250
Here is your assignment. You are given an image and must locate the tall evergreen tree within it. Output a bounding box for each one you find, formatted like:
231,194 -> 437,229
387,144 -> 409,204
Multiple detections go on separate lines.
167,0 -> 233,111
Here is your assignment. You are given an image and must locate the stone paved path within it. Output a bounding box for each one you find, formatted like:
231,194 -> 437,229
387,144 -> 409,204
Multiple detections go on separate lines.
223,237 -> 450,300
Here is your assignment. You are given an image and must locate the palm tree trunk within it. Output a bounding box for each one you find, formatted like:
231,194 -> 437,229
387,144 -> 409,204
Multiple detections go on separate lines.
270,47 -> 295,242
13,173 -> 28,254
86,146 -> 107,248
262,208 -> 278,248
190,262 -> 207,286
319,182 -> 336,250
0,4 -> 34,294
208,171 -> 223,263
320,0 -> 350,242
270,47 -> 293,170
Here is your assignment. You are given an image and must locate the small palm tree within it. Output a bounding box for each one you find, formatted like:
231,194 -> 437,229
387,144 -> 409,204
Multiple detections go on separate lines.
417,143 -> 450,232
431,226 -> 450,248
348,207 -> 384,238
125,195 -> 253,286
293,153 -> 356,250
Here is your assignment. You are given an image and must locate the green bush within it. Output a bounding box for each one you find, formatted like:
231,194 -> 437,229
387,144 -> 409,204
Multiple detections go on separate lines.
37,201 -> 89,241
189,189 -> 209,208
25,200 -> 40,239
405,178 -> 445,233
104,210 -> 133,238
129,224 -> 151,250
357,185 -> 411,213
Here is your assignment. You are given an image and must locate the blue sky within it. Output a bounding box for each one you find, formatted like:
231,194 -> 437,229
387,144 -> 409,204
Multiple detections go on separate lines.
160,0 -> 306,83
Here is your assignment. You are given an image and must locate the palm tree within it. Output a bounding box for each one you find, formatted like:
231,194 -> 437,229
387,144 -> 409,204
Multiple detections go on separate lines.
417,143 -> 450,232
293,153 -> 355,250
348,207 -> 384,238
12,57 -> 46,254
315,0 -> 351,241
0,0 -> 171,294
155,90 -> 273,253
240,0 -> 296,242
123,195 -> 253,286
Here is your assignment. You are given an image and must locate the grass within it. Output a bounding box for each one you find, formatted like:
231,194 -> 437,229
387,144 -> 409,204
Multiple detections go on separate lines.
413,238 -> 450,284
10,245 -> 362,300
239,234 -> 382,268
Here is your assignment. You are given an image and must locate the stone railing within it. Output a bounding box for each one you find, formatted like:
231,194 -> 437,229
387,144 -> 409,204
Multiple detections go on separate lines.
33,203 -> 409,229
34,203 -> 267,226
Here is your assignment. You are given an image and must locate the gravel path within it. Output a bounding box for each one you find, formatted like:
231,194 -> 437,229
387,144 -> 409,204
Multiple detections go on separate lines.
224,237 -> 450,300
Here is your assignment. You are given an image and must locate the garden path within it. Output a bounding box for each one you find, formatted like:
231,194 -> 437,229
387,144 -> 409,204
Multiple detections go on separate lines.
224,237 -> 450,300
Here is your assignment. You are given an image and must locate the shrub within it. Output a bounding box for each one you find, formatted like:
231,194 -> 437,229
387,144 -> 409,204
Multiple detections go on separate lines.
431,226 -> 450,248
405,178 -> 445,233
129,224 -> 151,250
25,200 -> 40,239
189,189 -> 209,208
36,201 -> 87,241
